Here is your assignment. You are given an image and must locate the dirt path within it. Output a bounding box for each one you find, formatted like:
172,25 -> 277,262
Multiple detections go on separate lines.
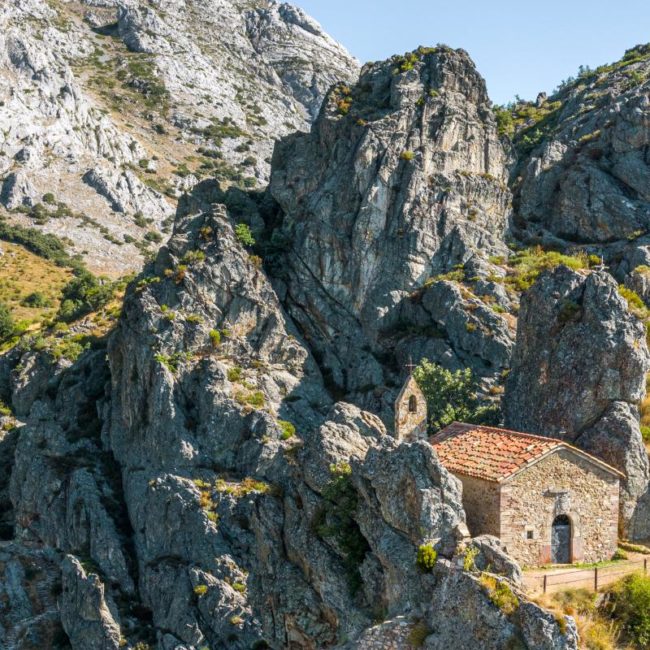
523,550 -> 650,595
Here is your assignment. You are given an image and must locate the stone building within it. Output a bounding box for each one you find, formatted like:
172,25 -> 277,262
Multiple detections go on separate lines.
431,422 -> 622,566
394,374 -> 427,441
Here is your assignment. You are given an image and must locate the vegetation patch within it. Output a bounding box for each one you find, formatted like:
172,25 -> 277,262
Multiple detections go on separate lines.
408,620 -> 432,647
536,588 -> 617,649
602,572 -> 650,648
416,544 -> 437,572
215,477 -> 272,498
278,419 -> 296,441
479,573 -> 519,615
413,359 -> 500,433
234,223 -> 255,247
489,247 -> 598,293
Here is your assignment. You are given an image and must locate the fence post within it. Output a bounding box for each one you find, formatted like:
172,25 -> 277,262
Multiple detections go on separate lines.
543,575 -> 547,594
594,567 -> 598,592
645,559 -> 647,576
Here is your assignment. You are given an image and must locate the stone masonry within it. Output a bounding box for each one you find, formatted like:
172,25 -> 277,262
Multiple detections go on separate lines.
499,448 -> 620,567
431,423 -> 622,567
394,374 -> 427,441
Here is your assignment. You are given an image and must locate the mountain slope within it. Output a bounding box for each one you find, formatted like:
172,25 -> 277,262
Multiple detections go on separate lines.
0,0 -> 359,275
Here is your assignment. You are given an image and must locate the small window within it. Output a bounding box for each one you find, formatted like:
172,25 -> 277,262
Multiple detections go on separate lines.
408,395 -> 417,413
526,530 -> 534,540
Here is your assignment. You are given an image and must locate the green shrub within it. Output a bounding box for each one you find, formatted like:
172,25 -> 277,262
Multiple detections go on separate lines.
209,329 -> 221,347
463,546 -> 480,572
193,584 -> 208,596
247,391 -> 265,408
0,302 -> 15,341
602,573 -> 650,647
278,420 -> 296,440
144,230 -> 162,244
234,223 -> 255,247
42,192 -> 56,205
495,108 -> 515,138
400,150 -> 415,161
618,286 -> 646,311
416,544 -> 437,572
21,291 -> 53,308
57,271 -> 114,322
181,250 -> 205,265
227,366 -> 242,382
480,573 -> 519,615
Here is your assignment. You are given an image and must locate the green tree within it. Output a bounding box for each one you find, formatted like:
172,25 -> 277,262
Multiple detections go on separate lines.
412,359 -> 499,433
0,302 -> 14,340
57,271 -> 114,322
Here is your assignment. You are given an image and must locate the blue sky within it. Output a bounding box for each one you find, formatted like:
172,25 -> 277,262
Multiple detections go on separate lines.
295,0 -> 650,105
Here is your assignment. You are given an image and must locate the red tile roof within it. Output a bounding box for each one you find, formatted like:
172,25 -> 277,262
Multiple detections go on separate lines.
430,422 -> 624,482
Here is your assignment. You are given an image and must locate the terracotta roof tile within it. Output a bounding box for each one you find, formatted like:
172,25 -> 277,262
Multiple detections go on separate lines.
429,422 -> 623,482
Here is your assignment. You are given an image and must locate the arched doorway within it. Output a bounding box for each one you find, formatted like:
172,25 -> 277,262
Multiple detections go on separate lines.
551,515 -> 572,564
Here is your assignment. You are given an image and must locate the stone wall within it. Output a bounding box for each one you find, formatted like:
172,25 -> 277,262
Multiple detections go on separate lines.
394,375 -> 427,442
498,449 -> 619,567
457,474 -> 501,537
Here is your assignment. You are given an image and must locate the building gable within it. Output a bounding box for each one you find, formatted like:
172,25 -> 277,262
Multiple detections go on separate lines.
394,374 -> 427,441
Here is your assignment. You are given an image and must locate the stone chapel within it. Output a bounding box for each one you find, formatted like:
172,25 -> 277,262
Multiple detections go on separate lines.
394,375 -> 623,566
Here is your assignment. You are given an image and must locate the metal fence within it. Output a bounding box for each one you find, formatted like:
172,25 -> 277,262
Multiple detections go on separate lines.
524,558 -> 649,595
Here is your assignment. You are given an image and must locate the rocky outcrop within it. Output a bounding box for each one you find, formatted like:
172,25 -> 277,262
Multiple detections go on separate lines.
353,565 -> 577,650
268,46 -> 512,416
0,177 -> 575,648
512,45 -> 650,263
462,535 -> 523,586
60,555 -> 122,650
0,543 -> 63,650
504,265 -> 650,538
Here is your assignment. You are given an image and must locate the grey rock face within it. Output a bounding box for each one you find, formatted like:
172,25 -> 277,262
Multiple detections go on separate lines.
0,175 -> 573,647
396,279 -> 514,379
269,46 -> 512,414
514,48 -> 650,245
0,543 -> 63,650
350,563 -> 577,650
462,535 -> 523,586
504,266 -> 650,537
60,555 -> 122,650
245,2 -> 360,121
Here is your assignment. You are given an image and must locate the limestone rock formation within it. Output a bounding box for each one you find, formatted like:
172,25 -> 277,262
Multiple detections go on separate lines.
0,543 -> 63,649
268,46 -> 513,416
0,179 -> 575,648
5,15 -> 645,647
512,45 -> 650,275
504,265 -> 650,538
60,555 -> 122,650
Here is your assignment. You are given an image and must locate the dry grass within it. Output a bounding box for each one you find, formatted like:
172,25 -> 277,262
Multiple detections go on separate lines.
535,589 -> 623,650
0,242 -> 72,327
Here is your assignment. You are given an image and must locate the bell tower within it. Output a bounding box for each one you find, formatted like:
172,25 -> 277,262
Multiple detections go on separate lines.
394,362 -> 428,442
